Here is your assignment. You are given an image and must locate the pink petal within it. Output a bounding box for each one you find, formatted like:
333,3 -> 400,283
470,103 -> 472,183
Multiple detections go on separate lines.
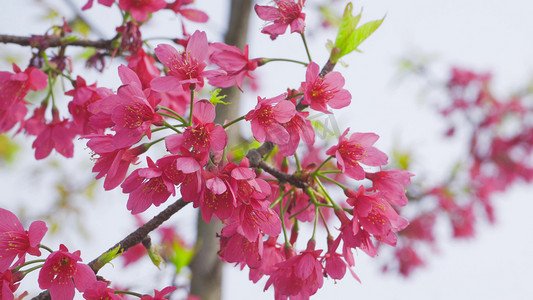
118,65 -> 142,88
179,8 -> 209,22
28,220 -> 48,248
150,76 -> 181,93
74,263 -> 97,292
193,100 -> 216,124
154,44 -> 180,69
0,208 -> 24,232
187,31 -> 209,62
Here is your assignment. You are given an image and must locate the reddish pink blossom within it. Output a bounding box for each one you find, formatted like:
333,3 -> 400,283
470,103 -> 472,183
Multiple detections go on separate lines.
323,236 -> 359,282
326,129 -> 388,180
83,281 -> 122,300
0,209 -> 47,272
249,236 -> 285,283
121,157 -> 176,214
165,100 -> 227,156
265,242 -> 323,299
335,208 -> 377,257
218,223 -> 263,268
119,0 -> 167,22
126,48 -> 161,89
140,287 -> 177,300
301,62 -> 351,113
81,0 -> 113,10
0,64 -> 47,133
85,134 -> 147,190
451,204 -> 476,238
245,94 -> 296,144
167,0 -> 209,22
255,0 -> 306,40
0,101 -> 27,134
38,244 -> 96,300
366,169 -> 413,207
346,186 -> 409,241
395,246 -> 425,277
66,76 -> 112,135
31,109 -> 77,160
89,65 -> 163,148
0,64 -> 47,110
209,43 -> 260,90
0,270 -> 23,300
278,101 -> 314,156
197,168 -> 236,222
233,201 -> 281,242
152,31 -> 222,92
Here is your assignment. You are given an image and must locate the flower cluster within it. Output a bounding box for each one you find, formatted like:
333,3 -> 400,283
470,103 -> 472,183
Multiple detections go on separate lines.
0,1 -> 413,299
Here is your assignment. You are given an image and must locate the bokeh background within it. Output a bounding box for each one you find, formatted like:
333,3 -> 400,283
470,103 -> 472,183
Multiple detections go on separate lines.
1,0 -> 533,299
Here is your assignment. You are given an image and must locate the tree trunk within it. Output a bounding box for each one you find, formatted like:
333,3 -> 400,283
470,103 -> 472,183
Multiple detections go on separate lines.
189,1 -> 252,299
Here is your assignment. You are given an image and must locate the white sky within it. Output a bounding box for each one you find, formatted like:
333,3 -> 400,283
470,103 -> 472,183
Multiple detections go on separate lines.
1,0 -> 533,299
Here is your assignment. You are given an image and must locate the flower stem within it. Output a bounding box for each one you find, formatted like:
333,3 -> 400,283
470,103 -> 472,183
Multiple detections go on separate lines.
21,264 -> 44,276
317,173 -> 349,190
300,33 -> 312,63
189,88 -> 194,126
158,106 -> 188,125
279,200 -> 291,247
314,176 -> 342,210
223,115 -> 246,129
39,244 -> 54,253
294,153 -> 302,171
115,290 -> 143,298
163,120 -> 182,134
261,58 -> 308,66
313,156 -> 333,174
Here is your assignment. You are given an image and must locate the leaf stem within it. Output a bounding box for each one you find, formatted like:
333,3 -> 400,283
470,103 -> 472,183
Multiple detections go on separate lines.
300,33 -> 312,63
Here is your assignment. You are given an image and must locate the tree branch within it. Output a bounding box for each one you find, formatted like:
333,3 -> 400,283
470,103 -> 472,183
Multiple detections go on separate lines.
32,197 -> 190,300
0,34 -> 114,50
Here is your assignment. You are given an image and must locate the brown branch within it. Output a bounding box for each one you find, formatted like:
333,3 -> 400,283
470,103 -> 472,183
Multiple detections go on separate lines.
32,197 -> 190,300
0,34 -> 114,50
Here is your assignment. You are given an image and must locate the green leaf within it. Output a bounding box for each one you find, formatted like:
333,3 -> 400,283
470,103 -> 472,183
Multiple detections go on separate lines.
168,241 -> 194,273
209,89 -> 229,106
331,2 -> 384,63
0,135 -> 19,163
97,245 -> 122,266
147,245 -> 165,269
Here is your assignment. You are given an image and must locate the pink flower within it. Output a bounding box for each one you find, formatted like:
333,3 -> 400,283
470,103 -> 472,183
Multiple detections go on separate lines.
167,0 -> 209,22
278,100 -> 314,156
265,242 -> 323,299
152,31 -> 222,92
0,64 -> 47,133
395,246 -> 425,277
255,0 -> 306,40
346,186 -> 409,241
140,287 -> 177,300
326,129 -> 388,180
118,0 -> 167,22
38,244 -> 96,300
89,65 -> 162,148
0,64 -> 47,110
31,109 -> 78,160
126,48 -> 161,89
0,209 -> 47,272
165,100 -> 227,156
218,223 -> 263,268
81,0 -> 113,10
209,43 -> 260,90
245,93 -> 296,144
0,270 -> 23,300
83,281 -> 122,300
85,134 -> 146,190
197,168 -> 235,222
249,237 -> 285,283
121,157 -> 176,214
66,76 -> 112,135
366,169 -> 413,206
301,62 -> 351,113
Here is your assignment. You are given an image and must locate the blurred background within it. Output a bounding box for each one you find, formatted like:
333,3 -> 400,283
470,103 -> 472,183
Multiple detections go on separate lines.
1,0 -> 533,299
